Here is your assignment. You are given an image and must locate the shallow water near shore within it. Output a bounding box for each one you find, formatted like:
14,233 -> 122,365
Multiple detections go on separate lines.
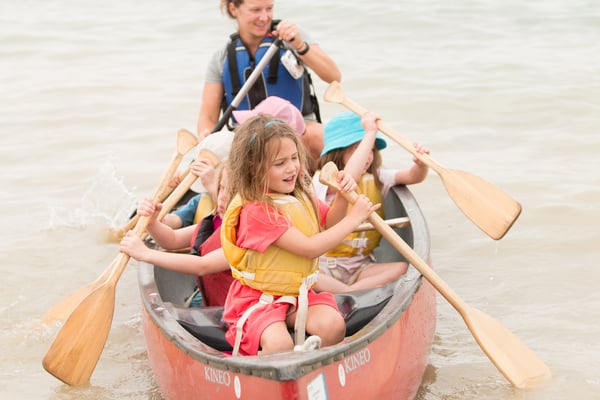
1,0 -> 599,398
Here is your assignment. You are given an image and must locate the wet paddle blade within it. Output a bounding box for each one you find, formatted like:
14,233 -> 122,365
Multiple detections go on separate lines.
42,282 -> 100,326
464,306 -> 551,390
440,168 -> 522,240
42,259 -> 116,325
42,284 -> 115,386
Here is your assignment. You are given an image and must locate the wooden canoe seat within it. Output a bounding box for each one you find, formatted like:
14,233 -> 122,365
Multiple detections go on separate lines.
171,284 -> 394,353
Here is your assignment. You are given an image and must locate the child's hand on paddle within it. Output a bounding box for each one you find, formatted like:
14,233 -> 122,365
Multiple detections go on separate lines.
137,197 -> 162,224
336,170 -> 357,193
360,111 -> 380,134
411,142 -> 430,166
347,194 -> 380,224
191,158 -> 217,197
168,174 -> 182,189
119,231 -> 149,261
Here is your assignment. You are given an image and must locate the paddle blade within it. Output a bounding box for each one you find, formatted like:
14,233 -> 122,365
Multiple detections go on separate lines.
43,258 -> 117,325
464,305 -> 551,390
42,285 -> 115,386
42,283 -> 97,325
440,168 -> 521,240
176,128 -> 200,155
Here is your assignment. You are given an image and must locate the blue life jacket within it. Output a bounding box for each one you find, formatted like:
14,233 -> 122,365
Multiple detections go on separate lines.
222,33 -> 320,123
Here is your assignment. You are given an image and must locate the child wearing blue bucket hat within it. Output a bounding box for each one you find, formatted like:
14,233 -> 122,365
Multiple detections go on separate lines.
313,111 -> 430,293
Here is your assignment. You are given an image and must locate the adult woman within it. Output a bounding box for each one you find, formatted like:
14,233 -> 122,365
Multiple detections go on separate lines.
197,0 -> 341,167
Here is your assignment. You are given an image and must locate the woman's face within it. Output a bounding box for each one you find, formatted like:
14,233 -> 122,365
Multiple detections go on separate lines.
229,0 -> 274,39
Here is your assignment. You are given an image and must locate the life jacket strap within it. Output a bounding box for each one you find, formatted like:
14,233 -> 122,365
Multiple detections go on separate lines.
231,292 -> 296,357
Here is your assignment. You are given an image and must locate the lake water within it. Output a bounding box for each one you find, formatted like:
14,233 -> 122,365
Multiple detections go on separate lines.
1,0 -> 599,399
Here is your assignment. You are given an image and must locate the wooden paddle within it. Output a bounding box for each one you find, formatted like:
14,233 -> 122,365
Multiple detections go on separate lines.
42,128 -> 198,386
319,161 -> 551,390
323,81 -> 522,241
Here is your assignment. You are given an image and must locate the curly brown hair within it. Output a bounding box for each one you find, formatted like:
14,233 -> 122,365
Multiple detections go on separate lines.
228,114 -> 314,208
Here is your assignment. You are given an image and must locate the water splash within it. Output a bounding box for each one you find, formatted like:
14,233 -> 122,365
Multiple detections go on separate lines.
45,157 -> 138,232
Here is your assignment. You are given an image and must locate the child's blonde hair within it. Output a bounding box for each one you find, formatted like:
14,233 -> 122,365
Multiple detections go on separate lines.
229,115 -> 314,206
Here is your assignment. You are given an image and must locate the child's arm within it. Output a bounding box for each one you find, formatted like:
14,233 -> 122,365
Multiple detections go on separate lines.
119,232 -> 228,275
275,194 -> 379,259
343,111 -> 380,182
163,195 -> 201,229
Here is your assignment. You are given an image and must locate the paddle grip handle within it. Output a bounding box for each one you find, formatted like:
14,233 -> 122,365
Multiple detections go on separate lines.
342,97 -> 443,174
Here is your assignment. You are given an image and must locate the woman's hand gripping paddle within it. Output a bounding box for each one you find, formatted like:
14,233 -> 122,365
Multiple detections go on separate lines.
324,81 -> 522,240
41,129 -> 198,386
319,161 -> 550,390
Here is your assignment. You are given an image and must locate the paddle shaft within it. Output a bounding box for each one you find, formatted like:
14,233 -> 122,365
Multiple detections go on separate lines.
323,174 -> 465,310
213,38 -> 282,133
335,97 -> 442,172
319,161 -> 550,390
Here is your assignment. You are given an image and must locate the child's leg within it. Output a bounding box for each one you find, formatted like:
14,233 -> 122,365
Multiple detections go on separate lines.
305,304 -> 345,346
350,261 -> 408,291
314,273 -> 353,293
259,321 -> 294,354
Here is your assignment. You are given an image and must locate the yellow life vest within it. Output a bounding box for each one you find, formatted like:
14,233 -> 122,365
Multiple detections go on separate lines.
221,192 -> 320,296
325,173 -> 384,257
192,194 -> 215,225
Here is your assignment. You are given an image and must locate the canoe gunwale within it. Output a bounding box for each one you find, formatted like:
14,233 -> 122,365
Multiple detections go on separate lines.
138,184 -> 432,381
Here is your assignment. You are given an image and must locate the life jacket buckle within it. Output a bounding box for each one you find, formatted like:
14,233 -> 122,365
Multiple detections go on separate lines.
351,237 -> 369,249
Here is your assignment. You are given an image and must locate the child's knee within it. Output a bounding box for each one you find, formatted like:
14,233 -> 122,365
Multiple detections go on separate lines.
308,311 -> 345,345
260,325 -> 294,354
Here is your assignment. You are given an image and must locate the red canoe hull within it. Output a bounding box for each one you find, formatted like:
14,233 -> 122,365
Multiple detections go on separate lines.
141,279 -> 435,400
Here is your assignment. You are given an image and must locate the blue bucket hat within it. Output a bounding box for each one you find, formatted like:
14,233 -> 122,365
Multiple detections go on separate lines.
321,112 -> 387,156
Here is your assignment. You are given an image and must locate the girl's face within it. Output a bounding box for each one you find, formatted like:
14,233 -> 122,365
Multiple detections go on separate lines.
342,142 -> 374,174
266,137 -> 300,194
229,0 -> 273,39
216,171 -> 231,217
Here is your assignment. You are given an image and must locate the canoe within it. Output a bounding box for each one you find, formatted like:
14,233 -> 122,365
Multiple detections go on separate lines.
137,184 -> 437,400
